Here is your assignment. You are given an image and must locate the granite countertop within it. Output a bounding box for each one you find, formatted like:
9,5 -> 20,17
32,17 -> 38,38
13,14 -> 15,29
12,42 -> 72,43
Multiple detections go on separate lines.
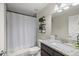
39,39 -> 79,56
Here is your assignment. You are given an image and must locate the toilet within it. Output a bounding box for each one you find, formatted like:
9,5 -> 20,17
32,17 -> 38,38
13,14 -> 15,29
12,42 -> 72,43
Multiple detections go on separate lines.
28,46 -> 40,56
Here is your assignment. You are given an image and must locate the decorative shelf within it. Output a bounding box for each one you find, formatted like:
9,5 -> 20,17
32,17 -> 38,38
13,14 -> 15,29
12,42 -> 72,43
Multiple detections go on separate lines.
39,16 -> 46,33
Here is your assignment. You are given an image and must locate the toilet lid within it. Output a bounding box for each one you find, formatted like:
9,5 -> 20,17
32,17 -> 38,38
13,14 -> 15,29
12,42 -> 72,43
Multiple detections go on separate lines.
29,47 -> 40,51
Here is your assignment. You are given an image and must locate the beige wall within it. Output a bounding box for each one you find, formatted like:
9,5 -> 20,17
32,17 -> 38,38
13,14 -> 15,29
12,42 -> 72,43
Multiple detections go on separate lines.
0,3 -> 6,50
52,15 -> 68,40
37,4 -> 55,39
52,6 -> 79,41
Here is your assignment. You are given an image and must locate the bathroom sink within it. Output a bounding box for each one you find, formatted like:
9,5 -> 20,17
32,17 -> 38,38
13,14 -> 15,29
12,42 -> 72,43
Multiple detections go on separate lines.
50,42 -> 78,55
47,39 -> 62,44
51,42 -> 65,48
51,42 -> 57,45
64,42 -> 79,49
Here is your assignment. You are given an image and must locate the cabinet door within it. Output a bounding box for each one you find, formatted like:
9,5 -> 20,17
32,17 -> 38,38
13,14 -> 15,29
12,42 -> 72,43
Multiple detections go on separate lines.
52,49 -> 64,56
41,49 -> 49,56
41,43 -> 64,56
41,43 -> 54,56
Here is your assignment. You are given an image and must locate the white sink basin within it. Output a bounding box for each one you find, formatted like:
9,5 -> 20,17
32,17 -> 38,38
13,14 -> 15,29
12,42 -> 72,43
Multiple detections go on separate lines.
64,43 -> 74,47
50,42 -> 79,55
51,43 -> 57,45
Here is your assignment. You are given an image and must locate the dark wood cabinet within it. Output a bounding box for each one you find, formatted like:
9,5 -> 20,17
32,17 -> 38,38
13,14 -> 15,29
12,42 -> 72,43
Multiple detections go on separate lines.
41,43 -> 65,56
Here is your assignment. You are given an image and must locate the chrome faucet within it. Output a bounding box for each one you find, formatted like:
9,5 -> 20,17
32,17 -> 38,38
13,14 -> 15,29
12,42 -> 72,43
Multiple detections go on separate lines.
77,34 -> 79,45
55,35 -> 58,40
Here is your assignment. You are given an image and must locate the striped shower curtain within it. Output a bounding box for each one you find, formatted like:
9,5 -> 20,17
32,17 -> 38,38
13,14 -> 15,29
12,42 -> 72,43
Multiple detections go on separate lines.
6,11 -> 37,55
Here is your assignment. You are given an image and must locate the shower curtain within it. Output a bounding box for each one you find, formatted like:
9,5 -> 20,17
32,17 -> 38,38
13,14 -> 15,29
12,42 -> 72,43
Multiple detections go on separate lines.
6,12 -> 37,54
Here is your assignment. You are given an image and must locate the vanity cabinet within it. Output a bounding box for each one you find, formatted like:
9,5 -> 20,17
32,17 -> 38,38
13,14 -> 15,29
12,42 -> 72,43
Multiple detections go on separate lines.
41,43 -> 65,56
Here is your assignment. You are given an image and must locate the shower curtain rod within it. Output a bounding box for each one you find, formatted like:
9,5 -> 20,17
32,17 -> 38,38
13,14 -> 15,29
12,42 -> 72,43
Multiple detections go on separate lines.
7,10 -> 36,18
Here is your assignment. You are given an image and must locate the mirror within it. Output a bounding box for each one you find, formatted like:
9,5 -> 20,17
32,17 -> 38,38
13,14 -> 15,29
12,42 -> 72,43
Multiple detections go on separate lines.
52,3 -> 79,43
69,15 -> 79,40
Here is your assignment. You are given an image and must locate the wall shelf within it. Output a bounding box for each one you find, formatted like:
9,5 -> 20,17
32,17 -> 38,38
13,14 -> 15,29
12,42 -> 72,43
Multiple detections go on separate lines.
39,16 -> 46,33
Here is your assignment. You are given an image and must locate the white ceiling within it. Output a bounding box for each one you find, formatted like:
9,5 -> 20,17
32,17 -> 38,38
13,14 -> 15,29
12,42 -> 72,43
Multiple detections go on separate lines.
6,3 -> 48,17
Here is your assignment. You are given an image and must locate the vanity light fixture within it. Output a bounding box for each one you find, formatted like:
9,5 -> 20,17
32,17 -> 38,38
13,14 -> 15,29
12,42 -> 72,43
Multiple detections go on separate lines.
63,6 -> 69,10
54,3 -> 79,13
57,9 -> 62,12
60,3 -> 70,10
60,3 -> 67,8
54,5 -> 59,11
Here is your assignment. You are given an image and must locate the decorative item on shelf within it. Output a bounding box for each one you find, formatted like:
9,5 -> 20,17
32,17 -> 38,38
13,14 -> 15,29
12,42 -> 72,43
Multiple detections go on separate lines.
39,16 -> 45,22
39,16 -> 46,33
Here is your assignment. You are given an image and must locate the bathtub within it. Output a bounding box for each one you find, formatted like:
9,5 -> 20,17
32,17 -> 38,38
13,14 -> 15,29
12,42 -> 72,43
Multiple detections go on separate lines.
7,46 -> 40,56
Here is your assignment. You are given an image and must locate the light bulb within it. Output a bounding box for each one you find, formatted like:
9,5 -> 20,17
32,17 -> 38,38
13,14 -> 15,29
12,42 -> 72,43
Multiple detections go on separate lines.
57,9 -> 62,12
60,3 -> 67,8
63,6 -> 69,10
54,5 -> 59,11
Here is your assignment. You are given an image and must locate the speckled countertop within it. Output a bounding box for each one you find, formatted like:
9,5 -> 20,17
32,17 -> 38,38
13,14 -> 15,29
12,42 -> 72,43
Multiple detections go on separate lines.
39,39 -> 79,56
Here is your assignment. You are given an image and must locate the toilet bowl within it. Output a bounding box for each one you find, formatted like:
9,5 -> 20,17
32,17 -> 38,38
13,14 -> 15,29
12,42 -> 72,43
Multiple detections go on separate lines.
7,46 -> 40,56
28,46 -> 40,56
